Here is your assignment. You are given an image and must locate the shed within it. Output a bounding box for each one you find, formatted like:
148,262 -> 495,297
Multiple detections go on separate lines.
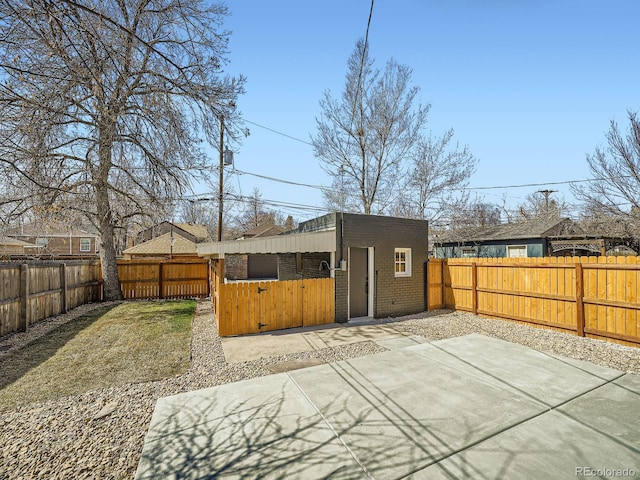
198,212 -> 429,336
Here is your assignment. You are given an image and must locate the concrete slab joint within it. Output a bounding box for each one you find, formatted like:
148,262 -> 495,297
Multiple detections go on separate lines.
135,334 -> 640,480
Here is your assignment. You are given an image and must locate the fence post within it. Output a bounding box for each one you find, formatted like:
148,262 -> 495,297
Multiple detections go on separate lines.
19,264 -> 29,332
472,262 -> 478,315
206,260 -> 211,296
575,262 -> 585,337
159,262 -> 164,299
441,260 -> 446,309
60,263 -> 67,314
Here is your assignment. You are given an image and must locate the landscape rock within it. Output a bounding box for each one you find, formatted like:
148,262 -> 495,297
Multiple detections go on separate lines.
92,401 -> 118,420
1,300 -> 639,479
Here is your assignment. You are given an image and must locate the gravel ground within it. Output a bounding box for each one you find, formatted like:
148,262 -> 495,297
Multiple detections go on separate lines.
1,301 -> 640,479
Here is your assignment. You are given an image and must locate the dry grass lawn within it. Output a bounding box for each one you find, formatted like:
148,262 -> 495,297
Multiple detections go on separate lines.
0,300 -> 195,410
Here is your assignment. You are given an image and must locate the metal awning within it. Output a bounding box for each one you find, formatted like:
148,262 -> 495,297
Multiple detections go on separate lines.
197,230 -> 336,258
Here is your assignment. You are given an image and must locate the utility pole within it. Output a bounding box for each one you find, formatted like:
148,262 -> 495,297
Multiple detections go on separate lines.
217,115 -> 224,242
537,189 -> 557,213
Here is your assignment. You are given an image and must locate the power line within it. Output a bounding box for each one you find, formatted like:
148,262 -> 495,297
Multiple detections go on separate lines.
233,166 -> 603,196
229,193 -> 328,214
243,119 -> 313,146
233,168 -> 327,191
199,165 -> 621,201
183,192 -> 328,215
464,177 -> 599,191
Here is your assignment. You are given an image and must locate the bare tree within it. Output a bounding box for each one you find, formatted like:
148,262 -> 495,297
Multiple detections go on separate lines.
234,188 -> 277,230
576,205 -> 640,253
515,191 -> 567,221
312,39 -> 429,214
178,200 -> 216,229
572,111 -> 640,219
0,0 -> 244,299
394,129 -> 477,221
450,199 -> 502,229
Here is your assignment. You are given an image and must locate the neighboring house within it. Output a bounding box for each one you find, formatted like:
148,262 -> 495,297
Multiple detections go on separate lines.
226,222 -> 287,280
134,222 -> 210,245
434,217 -> 625,258
5,222 -> 100,258
199,212 -> 429,322
122,232 -> 200,260
0,237 -> 42,258
237,222 -> 286,239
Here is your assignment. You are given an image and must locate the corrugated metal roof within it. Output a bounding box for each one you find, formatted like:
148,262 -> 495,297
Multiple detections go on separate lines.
198,230 -> 336,257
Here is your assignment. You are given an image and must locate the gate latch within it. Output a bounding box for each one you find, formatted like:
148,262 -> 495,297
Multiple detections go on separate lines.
257,287 -> 267,293
258,322 -> 268,329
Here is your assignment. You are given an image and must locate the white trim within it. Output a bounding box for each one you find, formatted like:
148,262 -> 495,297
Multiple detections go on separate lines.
347,248 -> 351,319
330,251 -> 335,278
461,247 -> 477,258
79,238 -> 91,252
394,247 -> 412,277
507,244 -> 528,258
368,247 -> 375,316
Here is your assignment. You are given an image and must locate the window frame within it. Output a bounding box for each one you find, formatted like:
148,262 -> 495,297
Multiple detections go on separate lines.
506,245 -> 527,258
79,238 -> 92,252
394,247 -> 412,278
461,247 -> 477,258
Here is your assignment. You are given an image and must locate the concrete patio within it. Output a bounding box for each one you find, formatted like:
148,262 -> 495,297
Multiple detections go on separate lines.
135,333 -> 640,479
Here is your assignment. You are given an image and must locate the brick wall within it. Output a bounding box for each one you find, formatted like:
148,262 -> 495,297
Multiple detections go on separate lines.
339,213 -> 428,320
334,270 -> 348,322
224,254 -> 248,280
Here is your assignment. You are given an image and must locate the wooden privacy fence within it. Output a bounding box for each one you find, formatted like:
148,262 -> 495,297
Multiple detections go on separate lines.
210,259 -> 335,337
216,278 -> 335,336
0,259 -> 209,338
427,257 -> 640,347
209,258 -> 335,336
116,260 -> 209,300
0,261 -> 100,337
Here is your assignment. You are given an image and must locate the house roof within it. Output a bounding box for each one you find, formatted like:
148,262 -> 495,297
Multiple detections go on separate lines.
438,218 -> 580,244
0,236 -> 39,247
135,221 -> 210,242
198,230 -> 336,257
123,232 -> 197,255
173,223 -> 210,240
240,222 -> 286,239
5,222 -> 98,237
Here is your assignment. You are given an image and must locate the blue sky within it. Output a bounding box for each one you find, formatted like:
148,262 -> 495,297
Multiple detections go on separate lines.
203,0 -> 640,222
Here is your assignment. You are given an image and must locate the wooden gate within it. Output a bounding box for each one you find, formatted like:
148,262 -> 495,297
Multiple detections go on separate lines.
216,278 -> 335,336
